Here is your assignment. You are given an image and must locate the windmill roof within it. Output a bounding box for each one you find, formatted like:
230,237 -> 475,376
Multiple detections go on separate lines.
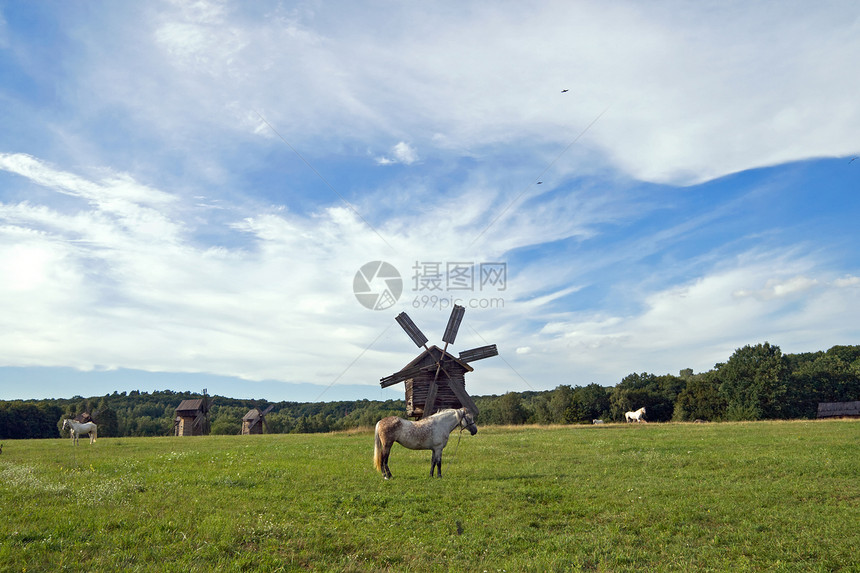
175,398 -> 207,413
401,345 -> 474,373
242,409 -> 261,421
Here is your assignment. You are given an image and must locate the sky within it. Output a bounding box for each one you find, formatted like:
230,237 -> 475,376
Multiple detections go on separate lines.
1,1 -> 859,403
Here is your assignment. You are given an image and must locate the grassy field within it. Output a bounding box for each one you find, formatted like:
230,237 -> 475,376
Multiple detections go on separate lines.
1,419 -> 857,572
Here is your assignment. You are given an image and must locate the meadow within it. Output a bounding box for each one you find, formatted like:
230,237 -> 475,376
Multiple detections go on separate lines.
0,419 -> 857,572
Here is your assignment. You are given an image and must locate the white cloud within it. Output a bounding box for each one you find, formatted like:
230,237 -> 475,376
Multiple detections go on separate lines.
376,141 -> 419,166
733,275 -> 819,300
391,142 -> 418,165
833,275 -> 860,288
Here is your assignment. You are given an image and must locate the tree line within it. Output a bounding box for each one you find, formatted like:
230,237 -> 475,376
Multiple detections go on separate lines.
1,342 -> 858,440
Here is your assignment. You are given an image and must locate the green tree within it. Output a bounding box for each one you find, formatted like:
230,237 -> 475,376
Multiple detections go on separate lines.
94,398 -> 119,437
548,385 -> 576,424
716,342 -> 788,420
825,345 -> 860,365
788,352 -> 860,418
529,394 -> 553,424
211,414 -> 241,435
673,371 -> 726,421
611,372 -> 684,422
569,384 -> 611,423
495,392 -> 527,425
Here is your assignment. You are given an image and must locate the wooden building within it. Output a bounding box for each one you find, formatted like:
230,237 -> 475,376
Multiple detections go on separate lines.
817,401 -> 860,419
174,397 -> 210,436
241,405 -> 273,435
402,346 -> 474,418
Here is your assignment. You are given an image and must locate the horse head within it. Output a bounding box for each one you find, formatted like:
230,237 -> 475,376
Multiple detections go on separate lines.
459,409 -> 478,435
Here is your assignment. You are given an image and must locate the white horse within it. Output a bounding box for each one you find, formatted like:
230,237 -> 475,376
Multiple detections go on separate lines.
62,419 -> 97,445
593,419 -> 604,424
624,407 -> 646,423
373,408 -> 477,479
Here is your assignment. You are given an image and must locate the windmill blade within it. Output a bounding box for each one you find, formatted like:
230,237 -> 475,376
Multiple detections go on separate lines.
447,377 -> 479,416
422,346 -> 459,419
421,347 -> 447,419
261,405 -> 275,416
442,304 -> 466,345
421,373 -> 441,419
395,312 -> 429,347
458,344 -> 498,363
380,363 -> 438,388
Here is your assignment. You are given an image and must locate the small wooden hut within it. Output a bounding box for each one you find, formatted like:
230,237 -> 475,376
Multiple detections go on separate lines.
817,401 -> 860,419
241,405 -> 274,435
174,395 -> 211,436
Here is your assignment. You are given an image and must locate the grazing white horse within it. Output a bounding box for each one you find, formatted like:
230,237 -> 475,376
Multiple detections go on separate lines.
373,408 -> 477,479
593,419 -> 604,424
62,419 -> 97,445
624,407 -> 646,423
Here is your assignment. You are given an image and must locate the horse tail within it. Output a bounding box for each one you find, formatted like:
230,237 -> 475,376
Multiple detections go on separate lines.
92,424 -> 97,442
373,421 -> 383,473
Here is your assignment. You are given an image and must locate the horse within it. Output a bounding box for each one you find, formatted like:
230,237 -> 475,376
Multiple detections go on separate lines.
624,407 -> 646,423
373,408 -> 477,479
62,419 -> 97,445
592,419 -> 604,424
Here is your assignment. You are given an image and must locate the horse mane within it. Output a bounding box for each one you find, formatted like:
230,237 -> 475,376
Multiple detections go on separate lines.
428,408 -> 460,418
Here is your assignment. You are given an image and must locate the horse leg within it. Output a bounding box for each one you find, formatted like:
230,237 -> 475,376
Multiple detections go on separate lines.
430,449 -> 442,478
381,436 -> 394,479
381,447 -> 392,479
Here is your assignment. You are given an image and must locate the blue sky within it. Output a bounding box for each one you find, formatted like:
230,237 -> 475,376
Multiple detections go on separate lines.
1,1 -> 858,402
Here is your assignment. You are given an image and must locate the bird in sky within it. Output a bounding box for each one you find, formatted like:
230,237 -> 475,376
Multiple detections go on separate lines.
850,156 -> 857,163
561,89 -> 569,93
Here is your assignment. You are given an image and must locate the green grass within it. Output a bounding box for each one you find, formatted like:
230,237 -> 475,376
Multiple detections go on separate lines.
1,420 -> 858,572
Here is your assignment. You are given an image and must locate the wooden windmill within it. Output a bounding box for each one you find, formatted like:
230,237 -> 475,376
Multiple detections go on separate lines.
174,389 -> 211,436
380,304 -> 498,419
242,405 -> 275,435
